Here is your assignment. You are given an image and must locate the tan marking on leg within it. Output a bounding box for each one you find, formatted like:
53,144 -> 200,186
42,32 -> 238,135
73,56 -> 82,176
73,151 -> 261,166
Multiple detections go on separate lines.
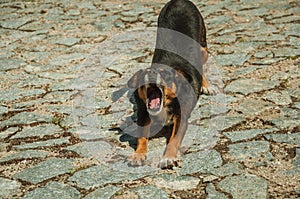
202,73 -> 210,90
200,46 -> 208,66
135,137 -> 148,154
128,124 -> 151,166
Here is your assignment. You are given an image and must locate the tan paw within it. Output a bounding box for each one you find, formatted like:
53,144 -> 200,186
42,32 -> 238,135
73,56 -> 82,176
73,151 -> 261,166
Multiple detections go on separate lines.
127,153 -> 146,167
201,85 -> 219,95
158,156 -> 181,169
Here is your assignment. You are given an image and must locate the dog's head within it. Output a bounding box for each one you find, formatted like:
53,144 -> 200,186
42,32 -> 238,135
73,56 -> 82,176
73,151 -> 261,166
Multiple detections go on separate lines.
127,66 -> 185,116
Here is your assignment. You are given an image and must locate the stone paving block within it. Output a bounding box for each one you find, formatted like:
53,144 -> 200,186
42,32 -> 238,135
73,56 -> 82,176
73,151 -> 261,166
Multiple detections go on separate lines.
225,78 -> 280,95
262,91 -> 292,106
211,34 -> 236,44
132,185 -> 168,199
270,15 -> 300,24
15,75 -> 53,88
68,163 -> 156,190
193,103 -> 229,119
23,181 -> 80,199
10,100 -> 45,110
0,16 -> 33,29
273,48 -> 300,58
0,143 -> 9,152
53,79 -> 82,92
236,98 -> 273,117
228,141 -> 273,161
250,34 -> 286,42
270,118 -> 299,130
206,183 -> 228,199
65,141 -> 113,161
293,148 -> 300,166
281,23 -> 300,35
207,15 -> 232,26
151,174 -> 200,191
12,137 -> 71,151
10,124 -> 63,139
83,185 -> 121,199
43,91 -> 77,102
210,162 -> 244,177
0,127 -> 18,140
182,125 -> 220,153
203,175 -> 218,182
72,126 -> 111,141
233,41 -> 264,52
13,158 -> 75,184
0,177 -> 22,198
180,150 -> 222,175
54,37 -> 81,47
217,174 -> 267,199
0,105 -> 8,116
199,114 -> 245,132
215,53 -> 250,67
278,107 -> 299,119
50,53 -> 87,67
0,150 -> 49,164
238,7 -> 269,17
92,16 -> 118,32
66,9 -> 81,17
224,128 -> 277,142
45,105 -> 73,115
38,72 -> 76,80
293,102 -> 300,110
0,89 -> 46,103
0,58 -> 26,71
0,112 -> 52,129
264,132 -> 300,146
182,125 -> 211,148
254,50 -> 273,58
19,21 -> 53,31
251,57 -> 285,65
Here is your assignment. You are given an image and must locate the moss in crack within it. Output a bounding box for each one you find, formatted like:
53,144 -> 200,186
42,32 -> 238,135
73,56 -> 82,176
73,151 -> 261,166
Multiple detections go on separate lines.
51,114 -> 67,131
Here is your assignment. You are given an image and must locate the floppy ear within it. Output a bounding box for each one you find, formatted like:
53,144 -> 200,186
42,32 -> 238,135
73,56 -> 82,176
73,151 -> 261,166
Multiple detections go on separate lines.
127,69 -> 144,88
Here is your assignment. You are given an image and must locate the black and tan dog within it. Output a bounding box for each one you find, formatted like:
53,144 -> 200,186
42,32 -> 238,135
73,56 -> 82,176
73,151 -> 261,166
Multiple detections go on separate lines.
127,0 -> 211,169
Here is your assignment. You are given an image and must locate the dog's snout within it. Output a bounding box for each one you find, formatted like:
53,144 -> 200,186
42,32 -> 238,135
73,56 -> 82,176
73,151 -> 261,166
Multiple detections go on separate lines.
144,70 -> 161,84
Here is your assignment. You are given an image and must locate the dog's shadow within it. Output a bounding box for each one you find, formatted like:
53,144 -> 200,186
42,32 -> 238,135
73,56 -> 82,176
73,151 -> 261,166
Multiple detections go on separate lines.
110,86 -> 171,151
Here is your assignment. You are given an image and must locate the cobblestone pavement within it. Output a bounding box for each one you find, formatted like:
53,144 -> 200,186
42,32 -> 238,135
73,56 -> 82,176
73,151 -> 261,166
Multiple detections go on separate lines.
0,0 -> 299,198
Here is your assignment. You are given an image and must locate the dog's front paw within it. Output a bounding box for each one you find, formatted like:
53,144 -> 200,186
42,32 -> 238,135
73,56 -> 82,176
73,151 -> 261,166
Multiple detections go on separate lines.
159,156 -> 181,169
127,153 -> 146,167
201,85 -> 219,95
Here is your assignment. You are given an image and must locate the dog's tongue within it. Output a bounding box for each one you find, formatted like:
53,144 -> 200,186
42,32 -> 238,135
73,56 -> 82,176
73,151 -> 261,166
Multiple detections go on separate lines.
149,97 -> 160,109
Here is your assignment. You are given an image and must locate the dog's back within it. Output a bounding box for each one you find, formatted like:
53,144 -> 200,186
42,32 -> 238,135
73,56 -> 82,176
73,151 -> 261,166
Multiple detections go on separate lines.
158,0 -> 206,46
152,0 -> 205,98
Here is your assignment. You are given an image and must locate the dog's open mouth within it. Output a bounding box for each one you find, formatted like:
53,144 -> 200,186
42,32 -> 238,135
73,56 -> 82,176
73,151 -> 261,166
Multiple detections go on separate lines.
146,84 -> 163,115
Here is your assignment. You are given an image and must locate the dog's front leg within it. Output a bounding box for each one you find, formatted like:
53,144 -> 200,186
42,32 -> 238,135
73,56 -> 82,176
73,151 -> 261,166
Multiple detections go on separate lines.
159,115 -> 187,169
128,115 -> 151,166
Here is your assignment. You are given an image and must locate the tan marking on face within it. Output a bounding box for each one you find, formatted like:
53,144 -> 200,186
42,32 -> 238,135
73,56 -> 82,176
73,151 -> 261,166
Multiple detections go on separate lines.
163,86 -> 176,107
138,86 -> 147,104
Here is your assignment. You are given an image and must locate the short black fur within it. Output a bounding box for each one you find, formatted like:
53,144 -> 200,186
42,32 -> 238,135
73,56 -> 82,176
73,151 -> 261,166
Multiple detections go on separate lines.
152,0 -> 205,98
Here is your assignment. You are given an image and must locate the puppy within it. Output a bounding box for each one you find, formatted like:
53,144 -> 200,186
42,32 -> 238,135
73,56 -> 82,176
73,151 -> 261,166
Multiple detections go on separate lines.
127,0 -> 210,169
